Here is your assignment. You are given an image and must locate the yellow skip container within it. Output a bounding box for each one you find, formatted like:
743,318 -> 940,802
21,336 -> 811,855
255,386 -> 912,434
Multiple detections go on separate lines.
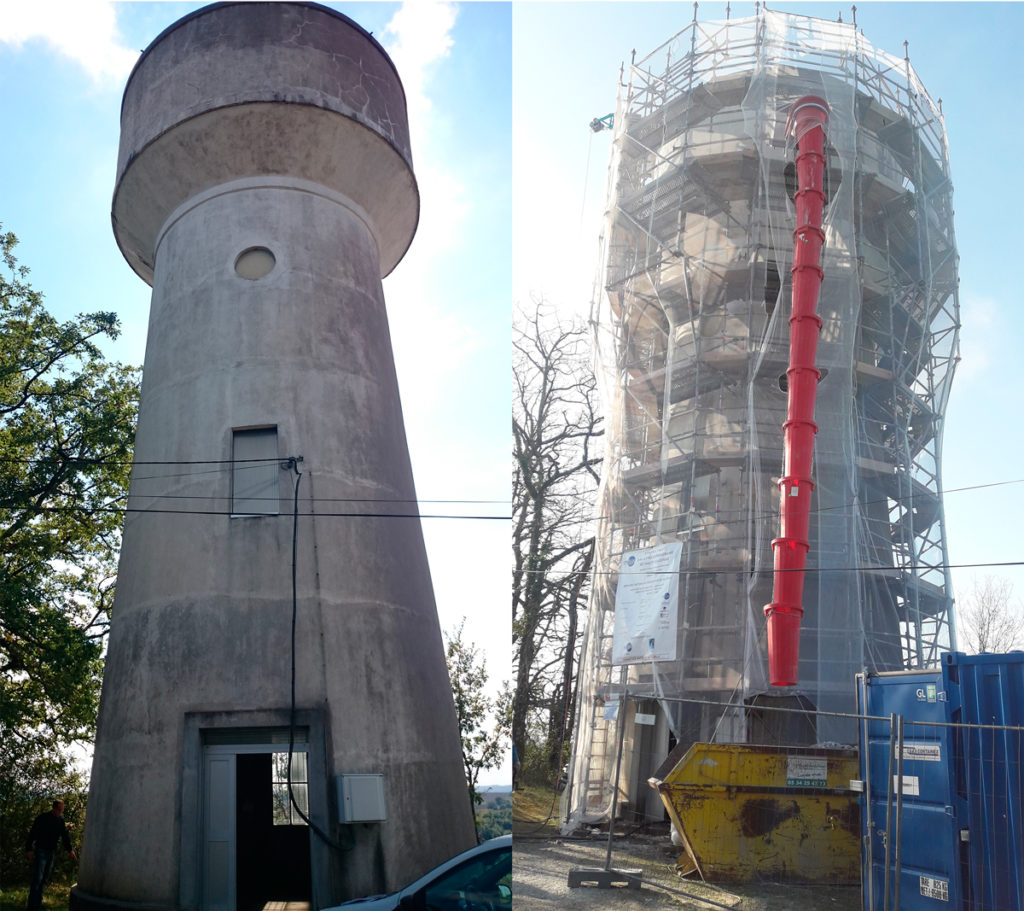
649,743 -> 860,882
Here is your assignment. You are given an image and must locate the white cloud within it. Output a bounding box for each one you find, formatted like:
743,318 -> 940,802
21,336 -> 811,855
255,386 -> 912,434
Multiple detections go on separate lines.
381,0 -> 467,259
381,0 -> 456,139
0,0 -> 137,82
381,2 -> 475,411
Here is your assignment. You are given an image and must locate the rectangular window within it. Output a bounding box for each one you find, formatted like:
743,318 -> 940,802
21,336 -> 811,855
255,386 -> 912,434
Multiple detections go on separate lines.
271,751 -> 309,826
231,427 -> 279,516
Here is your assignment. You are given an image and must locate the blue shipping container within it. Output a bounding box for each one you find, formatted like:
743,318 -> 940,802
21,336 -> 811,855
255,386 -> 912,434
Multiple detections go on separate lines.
857,652 -> 1024,911
857,668 -> 963,910
943,651 -> 1024,909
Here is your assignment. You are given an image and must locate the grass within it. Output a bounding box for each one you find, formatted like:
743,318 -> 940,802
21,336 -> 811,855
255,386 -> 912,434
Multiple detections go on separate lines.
512,781 -> 563,836
0,880 -> 71,911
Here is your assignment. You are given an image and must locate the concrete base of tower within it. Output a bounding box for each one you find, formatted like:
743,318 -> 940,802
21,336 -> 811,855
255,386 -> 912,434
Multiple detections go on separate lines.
69,889 -> 176,911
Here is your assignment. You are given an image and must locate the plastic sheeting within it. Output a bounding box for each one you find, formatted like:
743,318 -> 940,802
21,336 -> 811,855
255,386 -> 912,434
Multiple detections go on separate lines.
565,10 -> 960,829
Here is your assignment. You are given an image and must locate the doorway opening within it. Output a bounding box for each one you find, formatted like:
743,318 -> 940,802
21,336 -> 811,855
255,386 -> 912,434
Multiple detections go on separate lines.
203,732 -> 312,911
236,752 -> 312,910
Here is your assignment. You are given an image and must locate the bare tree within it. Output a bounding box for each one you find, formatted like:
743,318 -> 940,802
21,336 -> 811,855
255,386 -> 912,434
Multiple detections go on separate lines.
512,299 -> 601,782
956,576 -> 1024,654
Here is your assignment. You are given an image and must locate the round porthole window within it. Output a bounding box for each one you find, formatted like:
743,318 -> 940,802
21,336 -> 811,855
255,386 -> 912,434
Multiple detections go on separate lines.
235,247 -> 276,280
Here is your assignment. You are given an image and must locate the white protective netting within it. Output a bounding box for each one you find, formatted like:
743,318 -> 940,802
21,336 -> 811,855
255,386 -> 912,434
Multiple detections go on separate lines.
565,9 -> 960,829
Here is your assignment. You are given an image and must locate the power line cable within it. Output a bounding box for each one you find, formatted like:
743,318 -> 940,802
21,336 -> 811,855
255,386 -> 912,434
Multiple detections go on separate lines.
0,455 -> 301,467
94,490 -> 508,506
8,456 -> 1023,525
5,503 -> 509,520
16,446 -> 1018,505
517,559 -> 1024,579
3,454 -> 508,506
516,476 -> 1024,531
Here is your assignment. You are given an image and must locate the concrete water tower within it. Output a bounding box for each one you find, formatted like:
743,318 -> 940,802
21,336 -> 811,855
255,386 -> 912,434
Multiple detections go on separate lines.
73,4 -> 476,909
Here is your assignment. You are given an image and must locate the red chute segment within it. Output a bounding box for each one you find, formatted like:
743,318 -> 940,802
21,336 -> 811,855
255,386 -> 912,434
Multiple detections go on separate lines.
765,96 -> 829,687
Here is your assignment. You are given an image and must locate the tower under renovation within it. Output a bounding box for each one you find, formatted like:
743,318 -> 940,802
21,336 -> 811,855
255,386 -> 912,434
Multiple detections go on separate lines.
567,9 -> 960,827
75,5 -> 475,909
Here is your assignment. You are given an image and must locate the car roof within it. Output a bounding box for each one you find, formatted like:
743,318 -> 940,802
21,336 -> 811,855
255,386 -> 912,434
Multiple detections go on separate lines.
399,835 -> 512,896
332,835 -> 512,909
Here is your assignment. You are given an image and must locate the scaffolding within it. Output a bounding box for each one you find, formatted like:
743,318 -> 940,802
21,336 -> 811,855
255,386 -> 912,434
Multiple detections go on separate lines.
565,10 -> 960,829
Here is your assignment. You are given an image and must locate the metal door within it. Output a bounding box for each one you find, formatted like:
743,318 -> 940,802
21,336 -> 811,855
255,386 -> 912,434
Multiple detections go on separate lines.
858,670 -> 965,910
202,749 -> 236,911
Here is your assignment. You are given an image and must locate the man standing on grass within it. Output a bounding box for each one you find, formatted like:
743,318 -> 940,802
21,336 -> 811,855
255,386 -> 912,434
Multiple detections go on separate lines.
24,799 -> 76,909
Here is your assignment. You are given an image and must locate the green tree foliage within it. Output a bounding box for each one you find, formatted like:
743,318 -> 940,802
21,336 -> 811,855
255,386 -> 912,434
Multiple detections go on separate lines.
0,734 -> 86,887
444,620 -> 511,835
0,227 -> 139,762
473,794 -> 513,840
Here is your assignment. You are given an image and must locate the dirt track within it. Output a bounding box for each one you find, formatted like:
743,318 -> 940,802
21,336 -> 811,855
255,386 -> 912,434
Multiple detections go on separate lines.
512,832 -> 862,910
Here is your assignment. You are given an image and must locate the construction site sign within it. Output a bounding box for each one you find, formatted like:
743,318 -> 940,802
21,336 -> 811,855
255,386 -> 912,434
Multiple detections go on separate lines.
612,542 -> 682,665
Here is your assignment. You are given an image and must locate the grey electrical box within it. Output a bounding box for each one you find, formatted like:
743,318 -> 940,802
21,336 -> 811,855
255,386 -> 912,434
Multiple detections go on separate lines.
336,773 -> 387,823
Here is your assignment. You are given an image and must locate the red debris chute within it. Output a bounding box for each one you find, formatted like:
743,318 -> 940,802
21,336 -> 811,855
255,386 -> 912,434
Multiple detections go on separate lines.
764,96 -> 830,687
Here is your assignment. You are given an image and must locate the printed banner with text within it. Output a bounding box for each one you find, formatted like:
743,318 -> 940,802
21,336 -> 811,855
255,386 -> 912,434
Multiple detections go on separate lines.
611,541 -> 682,665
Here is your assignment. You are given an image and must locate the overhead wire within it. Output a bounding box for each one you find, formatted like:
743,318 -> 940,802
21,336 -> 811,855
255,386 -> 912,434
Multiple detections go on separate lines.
2,454 -> 509,515
7,503 -> 509,521
6,458 -> 1024,545
516,559 -> 1024,579
7,455 -> 1024,526
0,454 -> 308,467
515,475 -> 1024,531
87,490 -> 507,506
4,471 -> 1011,526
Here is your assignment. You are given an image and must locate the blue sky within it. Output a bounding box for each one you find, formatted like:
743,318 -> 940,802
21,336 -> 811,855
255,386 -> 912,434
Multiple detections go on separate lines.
0,1 -> 512,781
515,1 -> 1024,635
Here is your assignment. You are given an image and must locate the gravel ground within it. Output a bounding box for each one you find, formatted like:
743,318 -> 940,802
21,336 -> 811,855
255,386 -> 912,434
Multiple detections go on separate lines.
512,832 -> 862,910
